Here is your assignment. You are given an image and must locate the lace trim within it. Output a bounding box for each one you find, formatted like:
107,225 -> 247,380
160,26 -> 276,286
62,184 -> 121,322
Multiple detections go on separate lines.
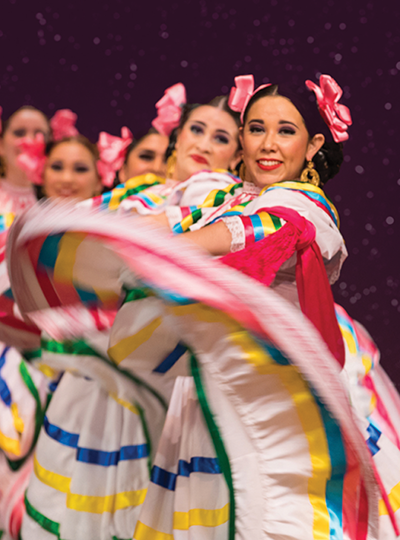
242,181 -> 261,195
223,216 -> 245,252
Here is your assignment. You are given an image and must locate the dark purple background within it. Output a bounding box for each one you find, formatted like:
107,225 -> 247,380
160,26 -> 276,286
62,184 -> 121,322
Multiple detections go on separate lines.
1,0 -> 399,385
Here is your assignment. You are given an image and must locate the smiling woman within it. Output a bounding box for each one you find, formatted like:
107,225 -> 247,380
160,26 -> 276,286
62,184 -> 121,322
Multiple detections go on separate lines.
240,95 -> 324,186
43,136 -> 102,201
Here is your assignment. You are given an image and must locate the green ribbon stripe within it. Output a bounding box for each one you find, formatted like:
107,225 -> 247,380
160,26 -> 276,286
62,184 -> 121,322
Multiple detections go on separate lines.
190,353 -> 235,540
120,181 -> 161,201
122,287 -> 151,305
213,182 -> 241,206
25,493 -> 61,538
41,338 -> 168,411
22,348 -> 42,362
7,361 -> 44,472
24,494 -> 131,540
270,213 -> 284,230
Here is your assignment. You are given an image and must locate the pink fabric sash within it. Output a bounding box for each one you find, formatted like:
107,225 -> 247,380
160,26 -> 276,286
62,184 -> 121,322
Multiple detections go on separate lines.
221,206 -> 345,368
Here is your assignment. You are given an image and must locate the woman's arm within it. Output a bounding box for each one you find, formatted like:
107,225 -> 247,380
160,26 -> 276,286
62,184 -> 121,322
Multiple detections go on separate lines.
183,221 -> 232,256
146,213 -> 232,256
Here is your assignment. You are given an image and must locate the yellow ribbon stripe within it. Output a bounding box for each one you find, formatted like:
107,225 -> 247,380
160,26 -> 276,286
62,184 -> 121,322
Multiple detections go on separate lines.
53,232 -> 87,284
37,362 -> 58,379
5,213 -> 15,228
228,331 -> 269,373
67,489 -> 147,514
134,521 -> 173,540
379,481 -> 400,515
171,304 -> 240,334
109,174 -> 166,211
34,455 -> 146,514
108,317 -> 163,365
201,182 -> 238,208
261,180 -> 340,226
91,286 -> 120,308
141,191 -> 166,206
173,303 -> 332,539
340,328 -> 357,356
109,185 -> 128,211
10,403 -> 24,434
230,329 -> 332,538
361,354 -> 373,375
173,503 -> 229,530
34,455 -> 70,493
258,211 -> 281,236
125,173 -> 166,190
110,393 -> 140,415
0,429 -> 21,456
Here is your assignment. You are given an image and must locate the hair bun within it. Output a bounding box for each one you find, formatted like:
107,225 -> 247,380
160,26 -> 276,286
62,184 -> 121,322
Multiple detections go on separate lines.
314,141 -> 343,185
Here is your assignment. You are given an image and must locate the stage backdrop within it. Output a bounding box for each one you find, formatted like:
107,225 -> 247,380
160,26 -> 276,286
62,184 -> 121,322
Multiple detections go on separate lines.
1,0 -> 399,386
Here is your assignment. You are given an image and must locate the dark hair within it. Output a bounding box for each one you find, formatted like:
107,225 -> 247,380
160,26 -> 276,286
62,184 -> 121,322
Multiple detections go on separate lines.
0,105 -> 51,178
45,134 -> 100,162
243,84 -> 344,185
166,96 -> 241,160
35,135 -> 100,199
123,127 -> 161,165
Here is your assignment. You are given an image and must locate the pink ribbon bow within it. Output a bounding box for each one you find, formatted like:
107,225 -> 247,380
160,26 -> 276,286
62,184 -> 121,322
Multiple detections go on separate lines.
16,133 -> 46,185
50,109 -> 79,141
228,75 -> 270,123
151,83 -> 187,136
305,75 -> 352,143
97,127 -> 133,187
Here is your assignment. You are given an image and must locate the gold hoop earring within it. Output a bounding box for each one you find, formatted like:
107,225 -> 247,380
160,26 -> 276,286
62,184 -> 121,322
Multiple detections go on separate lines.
300,161 -> 320,187
166,150 -> 177,179
239,162 -> 246,182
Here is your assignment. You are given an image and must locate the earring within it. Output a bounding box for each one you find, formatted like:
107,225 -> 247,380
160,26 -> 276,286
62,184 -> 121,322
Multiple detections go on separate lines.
166,150 -> 177,179
238,162 -> 246,182
300,161 -> 320,187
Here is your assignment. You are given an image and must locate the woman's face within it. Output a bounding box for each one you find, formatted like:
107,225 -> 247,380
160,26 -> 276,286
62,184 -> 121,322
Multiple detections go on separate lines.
0,109 -> 50,178
174,105 -> 241,182
119,133 -> 169,182
44,142 -> 101,201
240,95 -> 324,188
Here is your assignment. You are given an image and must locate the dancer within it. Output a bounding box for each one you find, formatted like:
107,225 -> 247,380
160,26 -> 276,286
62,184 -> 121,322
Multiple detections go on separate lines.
0,106 -> 51,214
88,83 -> 242,215
2,87 -> 242,540
0,133 -> 126,540
42,135 -> 103,200
7,74 -> 398,539
118,129 -> 169,183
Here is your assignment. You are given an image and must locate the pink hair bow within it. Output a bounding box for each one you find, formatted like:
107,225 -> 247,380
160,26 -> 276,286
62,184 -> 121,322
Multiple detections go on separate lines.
50,109 -> 79,141
305,75 -> 352,143
228,75 -> 270,123
97,127 -> 133,187
151,83 -> 187,136
16,133 -> 46,185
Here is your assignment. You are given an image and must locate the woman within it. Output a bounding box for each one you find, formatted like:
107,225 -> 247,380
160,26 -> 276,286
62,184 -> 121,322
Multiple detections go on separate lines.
43,135 -> 103,200
6,90 -> 243,540
0,134 -> 128,539
0,106 -> 51,214
118,129 -> 169,183
7,74 -> 398,538
89,84 -> 242,215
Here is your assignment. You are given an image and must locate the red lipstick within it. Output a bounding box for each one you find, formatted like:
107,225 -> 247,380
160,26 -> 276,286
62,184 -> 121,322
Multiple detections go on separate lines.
257,160 -> 282,171
190,154 -> 209,165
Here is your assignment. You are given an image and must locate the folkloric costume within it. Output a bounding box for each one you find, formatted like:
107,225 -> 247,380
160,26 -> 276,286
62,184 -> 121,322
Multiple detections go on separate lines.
3,84 -> 242,540
2,75 -> 399,540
